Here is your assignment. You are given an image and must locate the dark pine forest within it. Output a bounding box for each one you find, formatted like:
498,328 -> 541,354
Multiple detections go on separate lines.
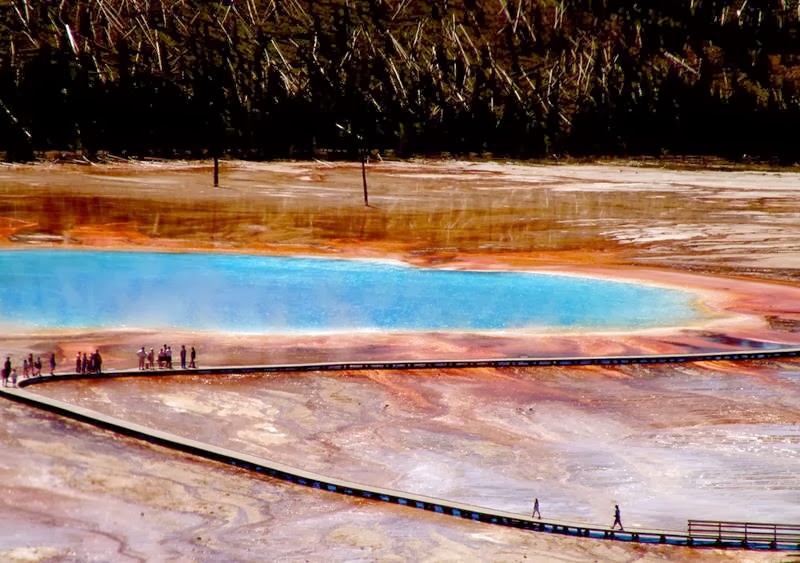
1,0 -> 799,162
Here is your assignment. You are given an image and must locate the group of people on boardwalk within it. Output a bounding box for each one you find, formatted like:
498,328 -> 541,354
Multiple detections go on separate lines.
75,350 -> 103,375
532,498 -> 624,531
137,344 -> 196,370
2,353 -> 56,387
1,343 -> 199,388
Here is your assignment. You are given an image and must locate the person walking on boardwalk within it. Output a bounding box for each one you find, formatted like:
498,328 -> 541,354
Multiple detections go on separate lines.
611,504 -> 623,531
180,345 -> 187,369
190,346 -> 196,368
2,356 -> 10,387
49,353 -> 56,375
532,498 -> 541,519
137,346 -> 146,370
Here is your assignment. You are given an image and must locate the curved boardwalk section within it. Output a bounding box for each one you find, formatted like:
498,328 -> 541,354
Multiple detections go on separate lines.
3,348 -> 800,551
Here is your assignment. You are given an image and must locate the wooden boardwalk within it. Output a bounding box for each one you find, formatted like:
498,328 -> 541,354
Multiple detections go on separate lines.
15,345 -> 800,382
2,347 -> 800,551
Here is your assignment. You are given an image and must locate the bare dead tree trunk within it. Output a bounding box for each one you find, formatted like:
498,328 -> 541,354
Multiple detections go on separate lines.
361,148 -> 368,206
213,156 -> 219,187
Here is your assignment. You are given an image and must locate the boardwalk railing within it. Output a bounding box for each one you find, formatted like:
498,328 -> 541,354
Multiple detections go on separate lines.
688,519 -> 800,549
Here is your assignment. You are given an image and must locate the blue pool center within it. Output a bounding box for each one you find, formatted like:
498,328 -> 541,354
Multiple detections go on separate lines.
0,250 -> 705,332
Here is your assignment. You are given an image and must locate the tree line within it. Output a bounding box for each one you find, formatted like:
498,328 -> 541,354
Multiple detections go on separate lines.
1,0 -> 799,163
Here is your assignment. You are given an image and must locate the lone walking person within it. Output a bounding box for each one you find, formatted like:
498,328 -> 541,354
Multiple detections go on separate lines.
532,497 -> 541,519
611,504 -> 623,531
2,356 -> 10,387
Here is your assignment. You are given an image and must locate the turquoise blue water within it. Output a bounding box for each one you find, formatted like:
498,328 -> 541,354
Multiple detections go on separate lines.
0,250 -> 703,333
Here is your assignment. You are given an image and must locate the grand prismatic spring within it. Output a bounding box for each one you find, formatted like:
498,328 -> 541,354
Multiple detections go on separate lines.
1,160 -> 799,562
0,250 -> 707,332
